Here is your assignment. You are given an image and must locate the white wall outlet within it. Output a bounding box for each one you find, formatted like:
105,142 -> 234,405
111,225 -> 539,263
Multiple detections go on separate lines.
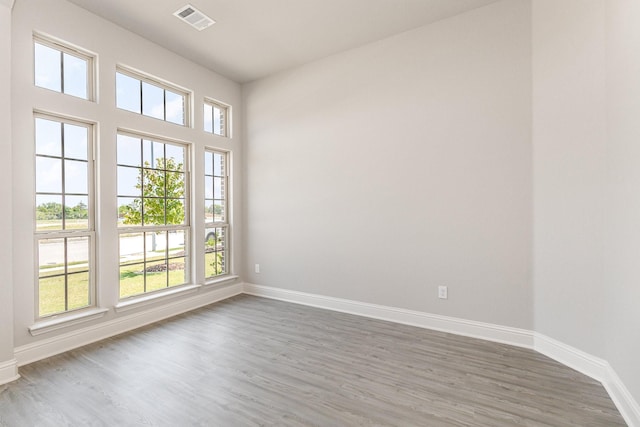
438,285 -> 448,299
255,264 -> 260,273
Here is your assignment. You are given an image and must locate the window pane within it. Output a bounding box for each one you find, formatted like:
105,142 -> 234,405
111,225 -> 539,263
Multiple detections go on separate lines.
65,160 -> 88,194
213,106 -> 223,136
146,231 -> 167,261
166,172 -> 185,198
166,91 -> 184,125
63,53 -> 88,99
166,199 -> 185,225
64,123 -> 88,160
143,169 -> 166,198
39,276 -> 65,317
205,227 -> 226,278
119,233 -> 144,264
143,140 -> 165,169
169,230 -> 186,257
36,195 -> 63,231
205,176 -> 213,199
36,157 -> 62,193
34,43 -> 61,92
213,152 -> 224,176
143,198 -> 165,225
120,263 -> 145,298
205,199 -> 214,222
168,257 -> 186,287
204,151 -> 213,175
204,103 -> 213,133
65,195 -> 89,230
118,197 -> 142,226
116,72 -> 141,113
117,166 -> 140,197
66,236 -> 89,268
35,118 -> 61,157
117,134 -> 142,167
165,144 -> 184,169
39,238 -> 65,278
214,200 -> 225,222
67,272 -> 90,310
214,177 -> 223,199
142,81 -> 164,120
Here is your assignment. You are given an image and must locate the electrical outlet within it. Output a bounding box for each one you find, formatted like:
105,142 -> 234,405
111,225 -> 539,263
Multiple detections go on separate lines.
255,264 -> 260,274
438,285 -> 448,299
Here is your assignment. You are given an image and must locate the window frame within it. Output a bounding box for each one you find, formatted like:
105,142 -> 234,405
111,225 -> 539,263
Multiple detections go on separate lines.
33,33 -> 96,101
116,66 -> 191,127
203,98 -> 230,138
204,148 -> 230,281
116,130 -> 192,300
33,112 -> 96,320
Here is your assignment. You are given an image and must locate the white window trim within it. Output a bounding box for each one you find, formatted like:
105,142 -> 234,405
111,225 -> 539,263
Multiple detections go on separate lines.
116,131 -> 193,300
116,65 -> 192,127
204,147 -> 231,282
33,112 -> 97,321
33,32 -> 97,102
203,97 -> 231,138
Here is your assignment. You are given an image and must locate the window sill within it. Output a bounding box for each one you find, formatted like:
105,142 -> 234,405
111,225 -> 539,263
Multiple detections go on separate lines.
29,308 -> 109,336
204,274 -> 239,287
114,284 -> 201,313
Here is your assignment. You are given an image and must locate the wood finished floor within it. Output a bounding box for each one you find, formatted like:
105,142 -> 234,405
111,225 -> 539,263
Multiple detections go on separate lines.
0,295 -> 626,426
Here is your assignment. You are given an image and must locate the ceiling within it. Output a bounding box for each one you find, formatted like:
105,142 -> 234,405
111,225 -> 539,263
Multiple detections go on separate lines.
68,0 -> 500,83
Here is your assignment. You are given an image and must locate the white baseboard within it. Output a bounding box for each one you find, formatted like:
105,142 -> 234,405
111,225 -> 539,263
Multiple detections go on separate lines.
14,282 -> 243,366
244,283 -> 639,427
0,358 -> 20,385
533,333 -> 609,382
604,365 -> 640,427
243,283 -> 534,349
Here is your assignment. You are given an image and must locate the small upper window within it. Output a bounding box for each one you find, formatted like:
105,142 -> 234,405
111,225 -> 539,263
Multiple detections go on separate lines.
116,68 -> 188,126
34,36 -> 93,100
204,99 -> 229,137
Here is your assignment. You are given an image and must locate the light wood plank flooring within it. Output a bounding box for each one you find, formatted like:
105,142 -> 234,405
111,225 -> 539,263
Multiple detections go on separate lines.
0,295 -> 626,426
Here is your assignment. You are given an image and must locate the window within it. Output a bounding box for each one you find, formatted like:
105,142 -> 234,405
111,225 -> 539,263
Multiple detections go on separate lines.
117,133 -> 190,298
116,68 -> 188,126
204,149 -> 228,279
35,114 -> 94,318
34,36 -> 93,100
204,100 -> 228,137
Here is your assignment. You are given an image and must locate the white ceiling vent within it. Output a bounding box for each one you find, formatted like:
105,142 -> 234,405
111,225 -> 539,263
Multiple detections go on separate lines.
173,5 -> 215,31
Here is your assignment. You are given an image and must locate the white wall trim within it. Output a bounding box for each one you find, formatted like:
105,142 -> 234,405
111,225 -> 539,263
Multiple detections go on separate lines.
243,283 -> 534,349
14,283 -> 243,366
0,359 -> 20,385
0,0 -> 15,9
244,283 -> 639,426
603,364 -> 640,427
533,333 -> 608,382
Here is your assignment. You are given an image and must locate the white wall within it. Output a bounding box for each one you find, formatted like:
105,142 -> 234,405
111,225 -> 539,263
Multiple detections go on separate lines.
0,0 -> 16,379
605,0 -> 640,404
243,0 -> 533,329
532,0 -> 607,357
11,0 -> 242,348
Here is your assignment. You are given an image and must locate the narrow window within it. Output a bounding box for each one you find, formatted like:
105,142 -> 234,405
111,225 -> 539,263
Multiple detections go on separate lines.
35,114 -> 94,318
204,149 -> 229,279
116,68 -> 188,126
34,36 -> 93,100
117,133 -> 190,298
203,100 -> 229,137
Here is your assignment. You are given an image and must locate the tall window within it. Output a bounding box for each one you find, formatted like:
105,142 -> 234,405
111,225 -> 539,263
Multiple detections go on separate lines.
117,133 -> 190,298
35,115 -> 94,318
204,100 -> 228,137
34,36 -> 93,100
204,149 -> 228,279
116,68 -> 188,126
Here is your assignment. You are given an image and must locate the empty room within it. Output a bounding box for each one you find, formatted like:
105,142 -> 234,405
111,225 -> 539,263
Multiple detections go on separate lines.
0,0 -> 639,425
